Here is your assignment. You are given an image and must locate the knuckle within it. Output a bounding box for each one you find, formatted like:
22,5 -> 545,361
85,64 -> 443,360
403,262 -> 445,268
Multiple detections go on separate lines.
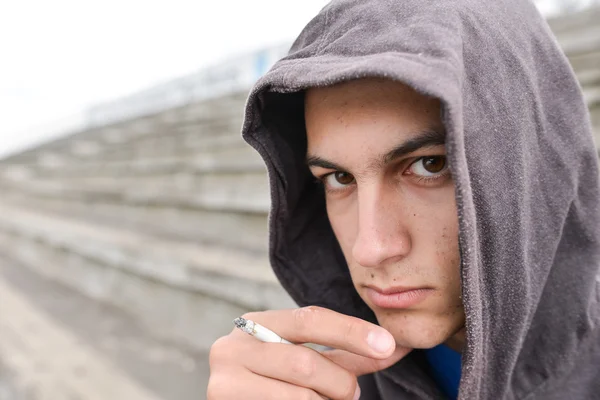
298,388 -> 320,400
205,379 -> 218,400
209,335 -> 235,367
206,373 -> 229,400
290,350 -> 318,380
338,375 -> 358,400
341,317 -> 360,343
292,306 -> 323,333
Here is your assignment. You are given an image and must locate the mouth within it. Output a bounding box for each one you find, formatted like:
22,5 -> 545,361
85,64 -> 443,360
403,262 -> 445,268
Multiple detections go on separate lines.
364,285 -> 434,309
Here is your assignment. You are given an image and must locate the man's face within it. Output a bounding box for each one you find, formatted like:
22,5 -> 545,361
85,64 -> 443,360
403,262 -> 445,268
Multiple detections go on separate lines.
305,78 -> 465,349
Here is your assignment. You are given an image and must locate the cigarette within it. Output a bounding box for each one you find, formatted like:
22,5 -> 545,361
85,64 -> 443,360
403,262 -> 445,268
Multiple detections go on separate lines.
233,317 -> 293,344
233,317 -> 334,352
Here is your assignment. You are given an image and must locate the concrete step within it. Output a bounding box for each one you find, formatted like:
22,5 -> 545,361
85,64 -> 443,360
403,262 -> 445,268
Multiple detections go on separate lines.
25,148 -> 266,179
548,6 -> 600,35
96,98 -> 246,142
584,86 -> 600,108
567,49 -> 600,74
0,202 -> 295,352
577,70 -> 600,88
98,117 -> 245,151
555,23 -> 600,57
59,128 -> 248,165
3,168 -> 270,214
0,258 -> 211,400
9,144 -> 265,181
89,134 -> 251,163
1,193 -> 269,253
0,269 -> 167,400
89,92 -> 248,143
0,93 -> 248,167
174,92 -> 248,125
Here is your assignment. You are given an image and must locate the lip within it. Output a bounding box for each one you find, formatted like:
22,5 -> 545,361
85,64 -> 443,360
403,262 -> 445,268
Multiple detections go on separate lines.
365,285 -> 433,309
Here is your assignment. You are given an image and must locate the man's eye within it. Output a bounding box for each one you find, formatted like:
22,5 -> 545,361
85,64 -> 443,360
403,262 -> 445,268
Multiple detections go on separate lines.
409,156 -> 447,177
324,171 -> 355,189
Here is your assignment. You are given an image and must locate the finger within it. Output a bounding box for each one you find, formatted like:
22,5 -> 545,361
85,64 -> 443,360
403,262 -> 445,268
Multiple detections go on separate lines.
323,345 -> 412,376
211,333 -> 350,399
241,341 -> 360,400
207,368 -> 326,400
242,307 -> 396,359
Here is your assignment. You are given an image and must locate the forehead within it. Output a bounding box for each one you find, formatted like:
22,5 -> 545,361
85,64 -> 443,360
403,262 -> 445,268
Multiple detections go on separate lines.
304,78 -> 443,158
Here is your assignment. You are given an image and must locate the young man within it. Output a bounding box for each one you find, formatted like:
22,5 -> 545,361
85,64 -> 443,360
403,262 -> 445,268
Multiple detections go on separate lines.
208,0 -> 600,399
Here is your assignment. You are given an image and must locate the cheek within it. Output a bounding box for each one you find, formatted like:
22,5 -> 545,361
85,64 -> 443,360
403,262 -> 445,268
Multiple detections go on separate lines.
405,198 -> 462,315
411,189 -> 460,271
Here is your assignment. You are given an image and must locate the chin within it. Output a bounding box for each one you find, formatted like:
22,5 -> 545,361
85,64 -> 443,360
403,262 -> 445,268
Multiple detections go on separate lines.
374,309 -> 465,349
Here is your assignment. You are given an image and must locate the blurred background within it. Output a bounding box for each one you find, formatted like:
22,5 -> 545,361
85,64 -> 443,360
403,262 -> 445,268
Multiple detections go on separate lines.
0,1 -> 598,399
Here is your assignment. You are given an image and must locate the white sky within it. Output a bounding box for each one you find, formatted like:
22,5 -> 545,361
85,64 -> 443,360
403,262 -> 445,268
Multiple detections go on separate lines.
0,0 -> 329,157
0,0 -> 588,158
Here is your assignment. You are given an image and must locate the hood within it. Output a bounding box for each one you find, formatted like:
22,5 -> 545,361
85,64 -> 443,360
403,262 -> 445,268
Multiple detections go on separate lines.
241,0 -> 600,398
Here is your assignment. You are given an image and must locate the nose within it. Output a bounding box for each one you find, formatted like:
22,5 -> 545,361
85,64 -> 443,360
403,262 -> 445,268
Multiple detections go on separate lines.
351,183 -> 412,268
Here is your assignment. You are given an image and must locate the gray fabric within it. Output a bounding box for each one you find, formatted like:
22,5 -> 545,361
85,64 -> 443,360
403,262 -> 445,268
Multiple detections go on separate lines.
241,0 -> 600,398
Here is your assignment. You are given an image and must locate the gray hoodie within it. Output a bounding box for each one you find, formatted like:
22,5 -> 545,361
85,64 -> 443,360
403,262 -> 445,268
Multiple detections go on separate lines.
241,0 -> 600,398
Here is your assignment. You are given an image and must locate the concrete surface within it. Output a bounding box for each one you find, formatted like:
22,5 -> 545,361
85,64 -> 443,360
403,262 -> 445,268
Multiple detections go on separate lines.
0,255 -> 210,400
0,202 -> 295,354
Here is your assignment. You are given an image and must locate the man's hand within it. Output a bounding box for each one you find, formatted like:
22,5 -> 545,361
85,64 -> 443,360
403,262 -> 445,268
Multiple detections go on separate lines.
207,306 -> 411,400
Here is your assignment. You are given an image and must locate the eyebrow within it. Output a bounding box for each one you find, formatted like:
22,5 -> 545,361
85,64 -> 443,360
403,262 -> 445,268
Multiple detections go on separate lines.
306,128 -> 446,171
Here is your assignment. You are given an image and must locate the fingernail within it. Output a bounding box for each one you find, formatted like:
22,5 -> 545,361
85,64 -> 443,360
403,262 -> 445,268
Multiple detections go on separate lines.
353,385 -> 361,400
367,329 -> 394,354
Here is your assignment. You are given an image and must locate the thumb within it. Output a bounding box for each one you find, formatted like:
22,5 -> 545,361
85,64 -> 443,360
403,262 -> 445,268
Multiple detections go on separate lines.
322,346 -> 412,376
